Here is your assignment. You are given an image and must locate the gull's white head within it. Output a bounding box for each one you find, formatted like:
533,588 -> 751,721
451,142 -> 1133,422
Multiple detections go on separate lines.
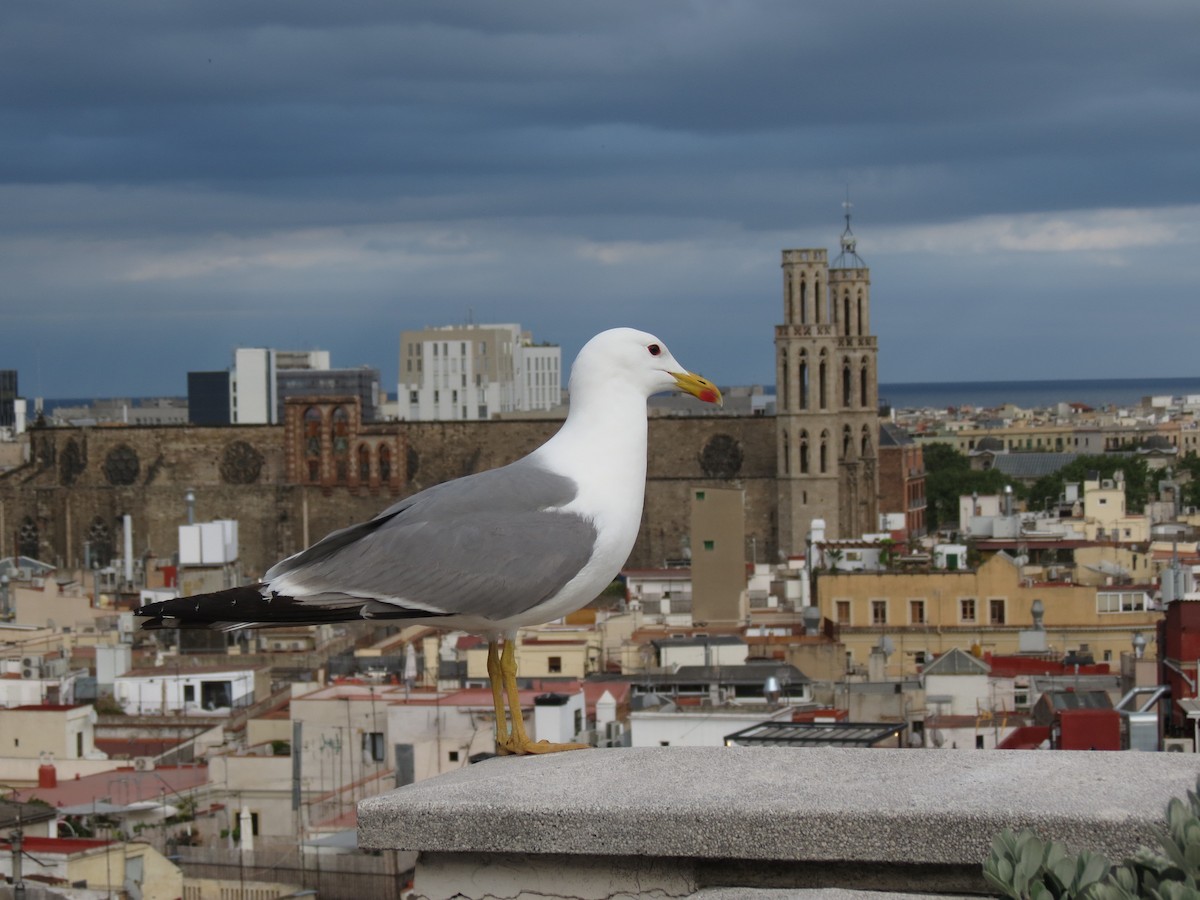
569,327 -> 722,405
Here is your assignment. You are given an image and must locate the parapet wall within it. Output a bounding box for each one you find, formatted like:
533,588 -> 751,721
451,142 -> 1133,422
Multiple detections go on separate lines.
358,746 -> 1200,899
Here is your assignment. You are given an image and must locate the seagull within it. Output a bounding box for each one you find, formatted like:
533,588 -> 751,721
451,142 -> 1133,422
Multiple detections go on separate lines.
136,327 -> 721,754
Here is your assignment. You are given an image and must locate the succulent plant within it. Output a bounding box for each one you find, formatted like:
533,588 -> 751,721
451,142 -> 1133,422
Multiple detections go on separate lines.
983,778 -> 1200,900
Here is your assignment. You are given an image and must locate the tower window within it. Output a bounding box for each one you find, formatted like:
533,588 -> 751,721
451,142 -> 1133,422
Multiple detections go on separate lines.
780,350 -> 789,409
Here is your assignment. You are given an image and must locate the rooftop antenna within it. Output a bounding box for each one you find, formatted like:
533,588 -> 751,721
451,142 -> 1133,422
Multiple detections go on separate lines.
832,186 -> 866,268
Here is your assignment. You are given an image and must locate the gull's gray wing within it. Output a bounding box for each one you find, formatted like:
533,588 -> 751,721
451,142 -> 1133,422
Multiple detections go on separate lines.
264,458 -> 598,622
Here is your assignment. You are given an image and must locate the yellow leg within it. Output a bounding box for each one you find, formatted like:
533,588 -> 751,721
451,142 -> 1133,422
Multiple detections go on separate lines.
500,638 -> 532,748
487,641 -> 510,754
497,637 -> 590,755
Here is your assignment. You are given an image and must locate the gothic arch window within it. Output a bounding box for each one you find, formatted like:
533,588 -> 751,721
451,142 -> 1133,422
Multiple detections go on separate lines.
860,361 -> 869,408
60,439 -> 85,486
861,425 -> 872,458
814,277 -> 822,321
843,293 -> 851,336
818,353 -> 828,409
379,445 -> 392,483
358,444 -> 371,483
787,278 -> 796,323
857,292 -> 865,336
780,348 -> 789,410
87,517 -> 112,568
819,430 -> 829,473
799,430 -> 809,474
331,407 -> 350,483
304,407 -> 322,482
842,360 -> 852,408
843,425 -> 853,460
18,517 -> 38,559
799,278 -> 808,324
781,431 -> 790,475
799,354 -> 809,410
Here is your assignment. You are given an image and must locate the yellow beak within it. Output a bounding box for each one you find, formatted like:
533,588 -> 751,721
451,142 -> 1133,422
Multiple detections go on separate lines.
671,371 -> 723,406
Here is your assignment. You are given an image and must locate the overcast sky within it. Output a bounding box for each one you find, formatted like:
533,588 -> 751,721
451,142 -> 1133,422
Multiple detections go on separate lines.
2,1 -> 1198,399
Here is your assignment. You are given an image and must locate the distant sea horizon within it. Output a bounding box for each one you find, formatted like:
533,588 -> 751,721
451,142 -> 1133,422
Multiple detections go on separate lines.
877,376 -> 1200,411
39,375 -> 1200,417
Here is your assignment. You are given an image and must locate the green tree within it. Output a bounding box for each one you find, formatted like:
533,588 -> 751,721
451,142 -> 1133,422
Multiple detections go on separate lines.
922,442 -> 1008,533
1176,452 -> 1200,509
1027,455 -> 1154,515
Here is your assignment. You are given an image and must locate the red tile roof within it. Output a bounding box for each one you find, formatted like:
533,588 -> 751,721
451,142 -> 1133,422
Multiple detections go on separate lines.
13,764 -> 208,808
93,737 -> 186,758
0,837 -> 112,855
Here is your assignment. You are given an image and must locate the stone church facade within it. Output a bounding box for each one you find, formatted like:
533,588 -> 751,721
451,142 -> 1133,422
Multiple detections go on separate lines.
0,231 -> 880,579
1,405 -> 778,578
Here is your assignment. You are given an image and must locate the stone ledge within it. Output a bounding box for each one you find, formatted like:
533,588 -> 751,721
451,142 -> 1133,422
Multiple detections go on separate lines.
357,747 -> 1199,897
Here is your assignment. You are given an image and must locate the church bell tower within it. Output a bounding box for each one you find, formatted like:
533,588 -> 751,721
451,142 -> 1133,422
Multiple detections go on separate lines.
775,206 -> 879,554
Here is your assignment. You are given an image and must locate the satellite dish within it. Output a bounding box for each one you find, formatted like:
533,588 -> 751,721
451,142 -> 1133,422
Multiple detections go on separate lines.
877,636 -> 895,658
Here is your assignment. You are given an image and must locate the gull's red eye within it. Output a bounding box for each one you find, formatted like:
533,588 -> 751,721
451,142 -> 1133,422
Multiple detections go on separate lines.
648,344 -> 661,356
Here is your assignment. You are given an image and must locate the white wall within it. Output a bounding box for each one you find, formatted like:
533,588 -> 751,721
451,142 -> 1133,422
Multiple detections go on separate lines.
532,692 -> 585,744
658,642 -> 748,669
113,670 -> 255,715
923,672 -> 989,717
630,707 -> 792,748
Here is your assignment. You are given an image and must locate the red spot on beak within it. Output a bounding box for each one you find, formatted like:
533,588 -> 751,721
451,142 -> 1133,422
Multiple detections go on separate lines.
699,389 -> 719,404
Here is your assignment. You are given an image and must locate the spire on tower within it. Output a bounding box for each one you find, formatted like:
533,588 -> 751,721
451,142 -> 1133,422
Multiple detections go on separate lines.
832,189 -> 866,269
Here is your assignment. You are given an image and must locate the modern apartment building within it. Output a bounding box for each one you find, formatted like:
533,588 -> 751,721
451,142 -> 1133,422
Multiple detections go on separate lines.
276,365 -> 381,423
231,348 -> 331,424
0,370 -> 17,429
398,323 -> 561,421
190,349 -> 381,424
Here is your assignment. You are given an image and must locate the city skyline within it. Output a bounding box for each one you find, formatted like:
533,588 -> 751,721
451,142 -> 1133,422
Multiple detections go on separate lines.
2,2 -> 1199,398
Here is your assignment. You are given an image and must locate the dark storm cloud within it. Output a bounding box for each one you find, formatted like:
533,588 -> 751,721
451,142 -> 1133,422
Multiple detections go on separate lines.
1,0 -> 1198,395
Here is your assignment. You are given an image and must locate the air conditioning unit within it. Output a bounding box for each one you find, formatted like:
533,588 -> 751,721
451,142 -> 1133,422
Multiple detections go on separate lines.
133,757 -> 156,771
1163,738 -> 1195,753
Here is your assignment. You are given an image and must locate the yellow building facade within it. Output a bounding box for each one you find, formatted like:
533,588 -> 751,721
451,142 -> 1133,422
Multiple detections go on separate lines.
818,553 -> 1160,677
465,627 -> 600,681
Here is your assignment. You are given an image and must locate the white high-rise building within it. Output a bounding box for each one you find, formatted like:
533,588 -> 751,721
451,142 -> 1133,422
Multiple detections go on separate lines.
398,323 -> 561,421
231,348 -> 331,424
